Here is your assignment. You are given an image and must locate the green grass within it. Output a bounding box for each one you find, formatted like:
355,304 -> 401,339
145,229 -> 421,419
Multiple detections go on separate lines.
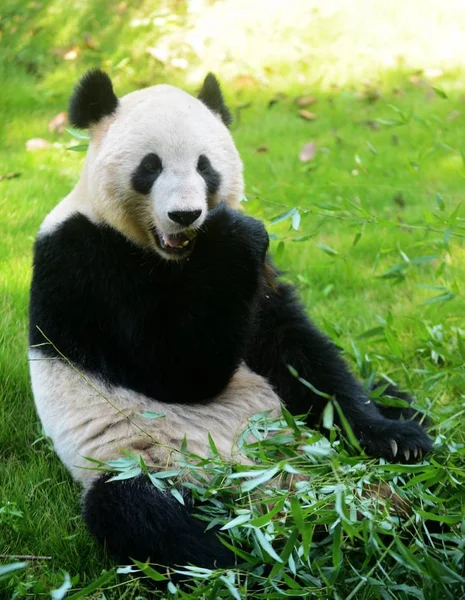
0,1 -> 464,598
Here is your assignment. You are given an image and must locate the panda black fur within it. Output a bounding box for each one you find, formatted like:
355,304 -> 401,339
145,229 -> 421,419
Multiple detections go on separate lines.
29,70 -> 432,570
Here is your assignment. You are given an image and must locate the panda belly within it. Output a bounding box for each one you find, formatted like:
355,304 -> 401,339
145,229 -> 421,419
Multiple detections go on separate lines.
29,348 -> 281,485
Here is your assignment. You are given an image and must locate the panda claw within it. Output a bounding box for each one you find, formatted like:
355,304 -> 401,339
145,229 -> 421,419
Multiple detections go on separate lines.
403,449 -> 410,461
390,439 -> 398,458
413,448 -> 418,459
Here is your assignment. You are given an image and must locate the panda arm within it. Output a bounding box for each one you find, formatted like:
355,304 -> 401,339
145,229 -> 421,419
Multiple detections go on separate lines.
245,274 -> 432,462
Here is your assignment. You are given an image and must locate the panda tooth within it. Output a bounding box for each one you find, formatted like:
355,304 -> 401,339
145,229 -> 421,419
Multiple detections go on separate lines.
181,239 -> 190,247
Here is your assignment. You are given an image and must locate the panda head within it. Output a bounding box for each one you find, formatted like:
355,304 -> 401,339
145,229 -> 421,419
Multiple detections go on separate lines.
69,70 -> 243,260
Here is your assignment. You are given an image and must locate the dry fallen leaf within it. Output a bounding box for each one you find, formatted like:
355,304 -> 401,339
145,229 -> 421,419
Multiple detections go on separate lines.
298,109 -> 317,121
234,75 -> 258,89
115,2 -> 127,15
295,95 -> 317,107
83,33 -> 98,50
26,138 -> 52,151
256,146 -> 269,154
48,112 -> 67,134
299,142 -> 317,162
0,172 -> 21,181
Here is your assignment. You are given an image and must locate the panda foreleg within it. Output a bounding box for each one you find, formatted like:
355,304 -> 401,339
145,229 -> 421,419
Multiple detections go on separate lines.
83,473 -> 234,571
246,277 -> 432,463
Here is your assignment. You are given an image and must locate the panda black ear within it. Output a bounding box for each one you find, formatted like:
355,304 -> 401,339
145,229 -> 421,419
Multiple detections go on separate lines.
68,69 -> 118,129
198,73 -> 232,127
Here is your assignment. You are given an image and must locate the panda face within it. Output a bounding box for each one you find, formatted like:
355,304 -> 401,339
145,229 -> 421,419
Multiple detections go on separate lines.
69,72 -> 243,261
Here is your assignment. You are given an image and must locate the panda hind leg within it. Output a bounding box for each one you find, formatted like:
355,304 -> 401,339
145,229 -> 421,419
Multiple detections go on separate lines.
83,473 -> 234,571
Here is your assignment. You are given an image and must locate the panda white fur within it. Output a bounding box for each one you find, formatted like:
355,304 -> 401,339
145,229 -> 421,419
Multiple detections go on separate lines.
29,70 -> 432,569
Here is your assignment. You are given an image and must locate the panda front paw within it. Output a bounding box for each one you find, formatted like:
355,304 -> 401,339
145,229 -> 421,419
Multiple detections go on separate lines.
203,204 -> 269,260
360,419 -> 432,463
239,213 -> 269,261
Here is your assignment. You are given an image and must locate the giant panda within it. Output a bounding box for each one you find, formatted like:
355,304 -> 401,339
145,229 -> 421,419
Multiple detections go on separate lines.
28,70 -> 432,570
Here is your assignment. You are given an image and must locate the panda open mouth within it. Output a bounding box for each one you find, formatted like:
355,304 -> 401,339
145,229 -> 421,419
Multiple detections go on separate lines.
152,228 -> 198,257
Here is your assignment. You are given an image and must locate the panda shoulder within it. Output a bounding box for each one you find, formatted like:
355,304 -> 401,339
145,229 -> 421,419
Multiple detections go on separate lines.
38,195 -> 94,238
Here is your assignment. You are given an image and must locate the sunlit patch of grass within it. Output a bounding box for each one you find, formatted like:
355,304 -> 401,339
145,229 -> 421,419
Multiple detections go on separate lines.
0,0 -> 464,597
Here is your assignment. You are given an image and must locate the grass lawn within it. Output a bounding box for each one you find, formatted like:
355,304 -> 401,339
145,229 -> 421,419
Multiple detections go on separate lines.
0,1 -> 464,598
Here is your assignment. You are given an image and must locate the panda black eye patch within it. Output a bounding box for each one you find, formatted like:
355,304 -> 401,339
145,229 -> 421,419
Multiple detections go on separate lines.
131,153 -> 163,195
197,155 -> 221,196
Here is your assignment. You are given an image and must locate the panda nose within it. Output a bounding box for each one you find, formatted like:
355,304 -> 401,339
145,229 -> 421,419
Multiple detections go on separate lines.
168,209 -> 202,227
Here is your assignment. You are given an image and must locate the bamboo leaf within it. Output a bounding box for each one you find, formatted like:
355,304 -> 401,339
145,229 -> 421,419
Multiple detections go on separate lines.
67,144 -> 89,152
316,243 -> 338,256
269,208 -> 296,225
241,466 -> 279,492
221,512 -> 251,530
132,559 -> 167,581
138,411 -> 165,419
50,573 -> 72,600
253,527 -> 283,563
66,127 -> 90,140
291,209 -> 301,231
66,571 -> 116,599
432,87 -> 447,99
0,562 -> 28,578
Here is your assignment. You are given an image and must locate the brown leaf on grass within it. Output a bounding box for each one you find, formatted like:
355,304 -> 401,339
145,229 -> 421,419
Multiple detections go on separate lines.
234,75 -> 258,89
299,142 -> 317,162
0,172 -> 21,181
256,146 -> 269,154
26,138 -> 52,151
298,109 -> 317,121
48,112 -> 67,135
83,33 -> 98,50
115,2 -> 127,15
295,95 -> 317,107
